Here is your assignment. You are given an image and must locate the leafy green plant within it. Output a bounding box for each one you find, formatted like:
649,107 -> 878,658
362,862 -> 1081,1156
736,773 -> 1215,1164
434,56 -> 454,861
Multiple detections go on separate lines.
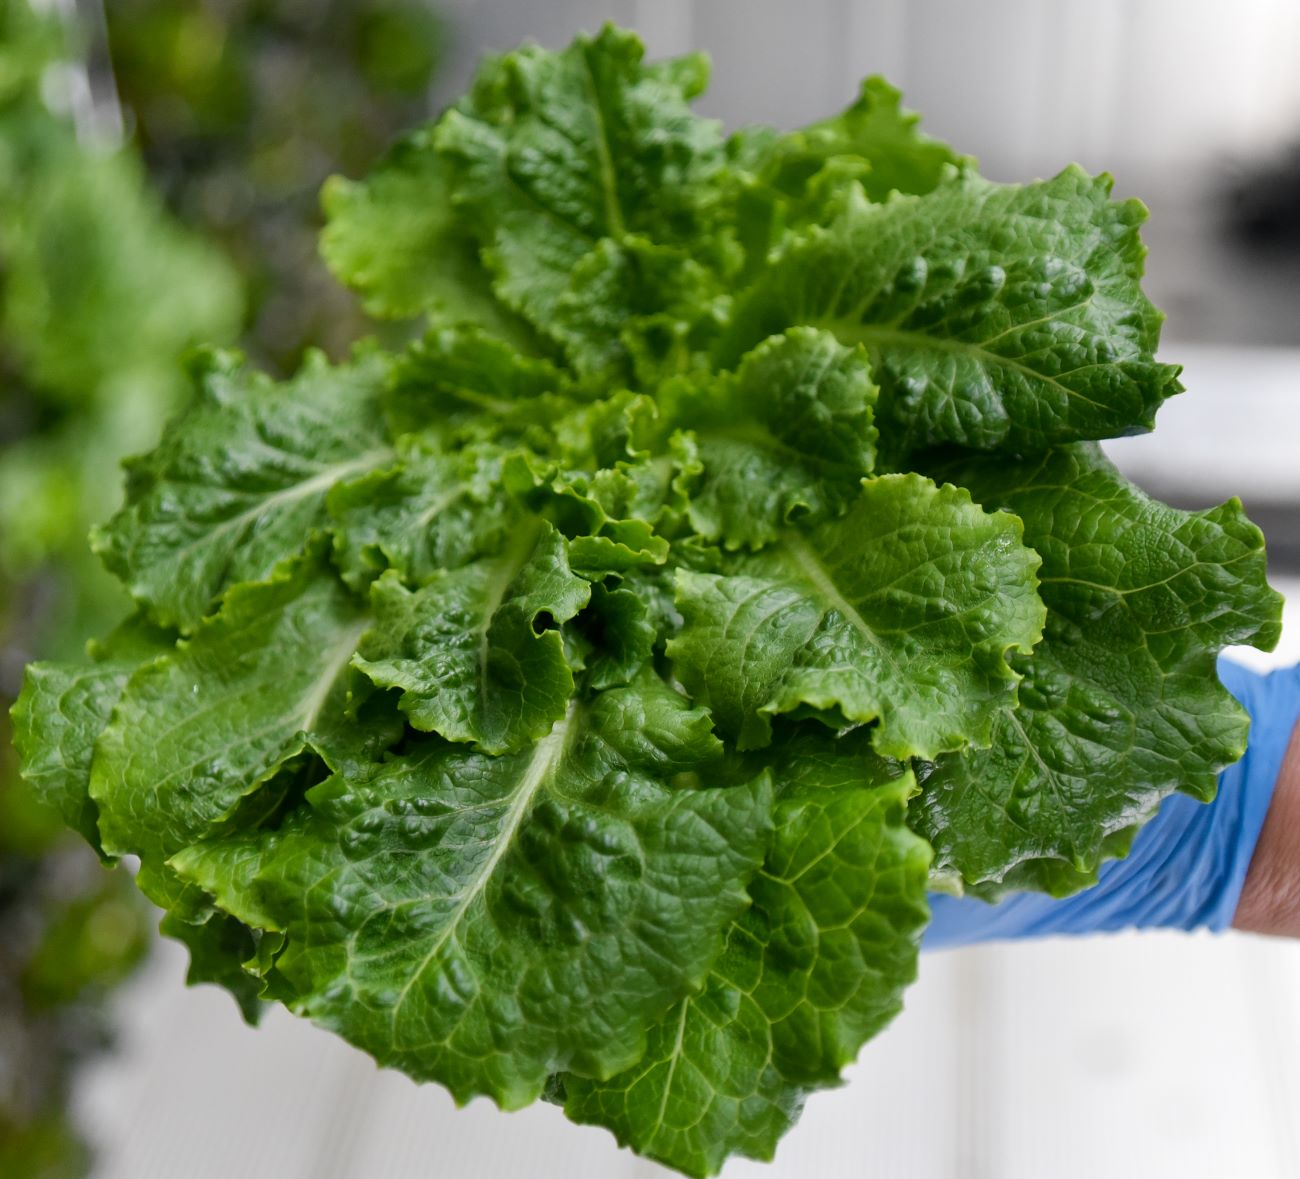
13,24 -> 1283,1177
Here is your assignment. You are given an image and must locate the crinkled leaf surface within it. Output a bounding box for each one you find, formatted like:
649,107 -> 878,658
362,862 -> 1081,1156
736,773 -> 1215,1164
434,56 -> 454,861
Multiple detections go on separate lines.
670,474 -> 1045,757
354,524 -> 591,753
540,465 -> 672,578
434,25 -> 726,346
560,728 -> 930,1177
385,326 -> 568,440
571,582 -> 659,691
319,129 -> 522,342
724,75 -> 966,277
549,236 -> 728,385
173,675 -> 773,1109
328,441 -> 517,590
11,620 -> 174,851
912,444 -> 1282,892
722,168 -> 1182,455
94,348 -> 393,630
767,76 -> 968,205
89,554 -> 376,860
665,327 -> 877,549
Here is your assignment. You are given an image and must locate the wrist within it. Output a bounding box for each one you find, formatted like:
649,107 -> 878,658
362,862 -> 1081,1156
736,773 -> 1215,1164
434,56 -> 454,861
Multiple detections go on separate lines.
1233,717 -> 1300,936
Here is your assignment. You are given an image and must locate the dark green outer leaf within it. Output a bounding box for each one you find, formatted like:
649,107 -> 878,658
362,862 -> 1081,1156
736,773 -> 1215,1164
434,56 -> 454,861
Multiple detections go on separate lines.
560,728 -> 931,1177
669,474 -> 1045,758
173,675 -> 774,1110
89,553 -> 375,861
137,858 -> 266,1023
93,348 -> 393,631
912,444 -> 1283,892
11,620 -> 174,852
720,168 -> 1181,455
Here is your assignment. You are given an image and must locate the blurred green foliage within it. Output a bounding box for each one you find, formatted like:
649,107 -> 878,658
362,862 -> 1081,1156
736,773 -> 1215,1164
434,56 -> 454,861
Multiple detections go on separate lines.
1,1 -> 237,1170
0,0 -> 444,1172
1,720 -> 149,1179
0,0 -> 244,658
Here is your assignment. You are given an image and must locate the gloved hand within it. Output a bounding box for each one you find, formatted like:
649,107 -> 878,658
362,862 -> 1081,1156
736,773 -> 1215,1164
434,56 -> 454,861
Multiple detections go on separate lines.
924,658 -> 1300,949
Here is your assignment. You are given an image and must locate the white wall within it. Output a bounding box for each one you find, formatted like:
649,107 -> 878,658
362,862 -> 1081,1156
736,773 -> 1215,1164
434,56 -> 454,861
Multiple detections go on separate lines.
432,0 -> 1300,192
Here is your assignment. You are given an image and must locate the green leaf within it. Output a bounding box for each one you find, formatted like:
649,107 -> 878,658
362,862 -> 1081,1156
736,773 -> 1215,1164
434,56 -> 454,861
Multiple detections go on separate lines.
89,552 -> 376,860
434,26 -> 727,348
912,444 -> 1283,892
385,325 -> 568,440
571,582 -> 659,691
550,236 -> 728,385
560,728 -> 931,1177
327,441 -> 518,590
319,128 -> 531,345
669,474 -> 1045,757
353,523 -> 591,754
94,348 -> 393,630
724,76 -> 967,278
721,168 -> 1182,455
665,327 -> 878,549
540,465 -> 672,578
137,858 -> 266,1023
770,76 -> 968,205
548,391 -> 660,471
11,620 -> 174,852
173,674 -> 774,1109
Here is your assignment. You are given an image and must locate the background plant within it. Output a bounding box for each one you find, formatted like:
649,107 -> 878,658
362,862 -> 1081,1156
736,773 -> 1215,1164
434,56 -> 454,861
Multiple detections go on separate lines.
0,0 -> 443,1172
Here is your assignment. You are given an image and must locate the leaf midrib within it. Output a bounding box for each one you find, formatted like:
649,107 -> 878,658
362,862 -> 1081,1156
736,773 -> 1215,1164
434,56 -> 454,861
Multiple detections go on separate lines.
475,525 -> 543,708
780,531 -> 887,656
579,43 -> 626,240
297,618 -> 371,736
390,704 -> 576,1020
166,447 -> 396,568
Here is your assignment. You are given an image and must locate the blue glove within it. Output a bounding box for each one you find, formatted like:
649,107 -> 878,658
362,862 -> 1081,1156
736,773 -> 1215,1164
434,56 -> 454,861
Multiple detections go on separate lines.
924,658 -> 1300,949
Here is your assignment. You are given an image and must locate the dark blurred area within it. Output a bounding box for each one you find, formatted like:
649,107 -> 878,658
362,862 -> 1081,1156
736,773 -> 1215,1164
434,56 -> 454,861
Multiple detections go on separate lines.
103,0 -> 445,372
1225,140 -> 1300,253
0,725 -> 148,1179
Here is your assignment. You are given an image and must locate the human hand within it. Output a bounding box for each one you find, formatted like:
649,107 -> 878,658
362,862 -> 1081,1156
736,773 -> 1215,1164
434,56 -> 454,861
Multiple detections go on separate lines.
924,658 -> 1300,949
